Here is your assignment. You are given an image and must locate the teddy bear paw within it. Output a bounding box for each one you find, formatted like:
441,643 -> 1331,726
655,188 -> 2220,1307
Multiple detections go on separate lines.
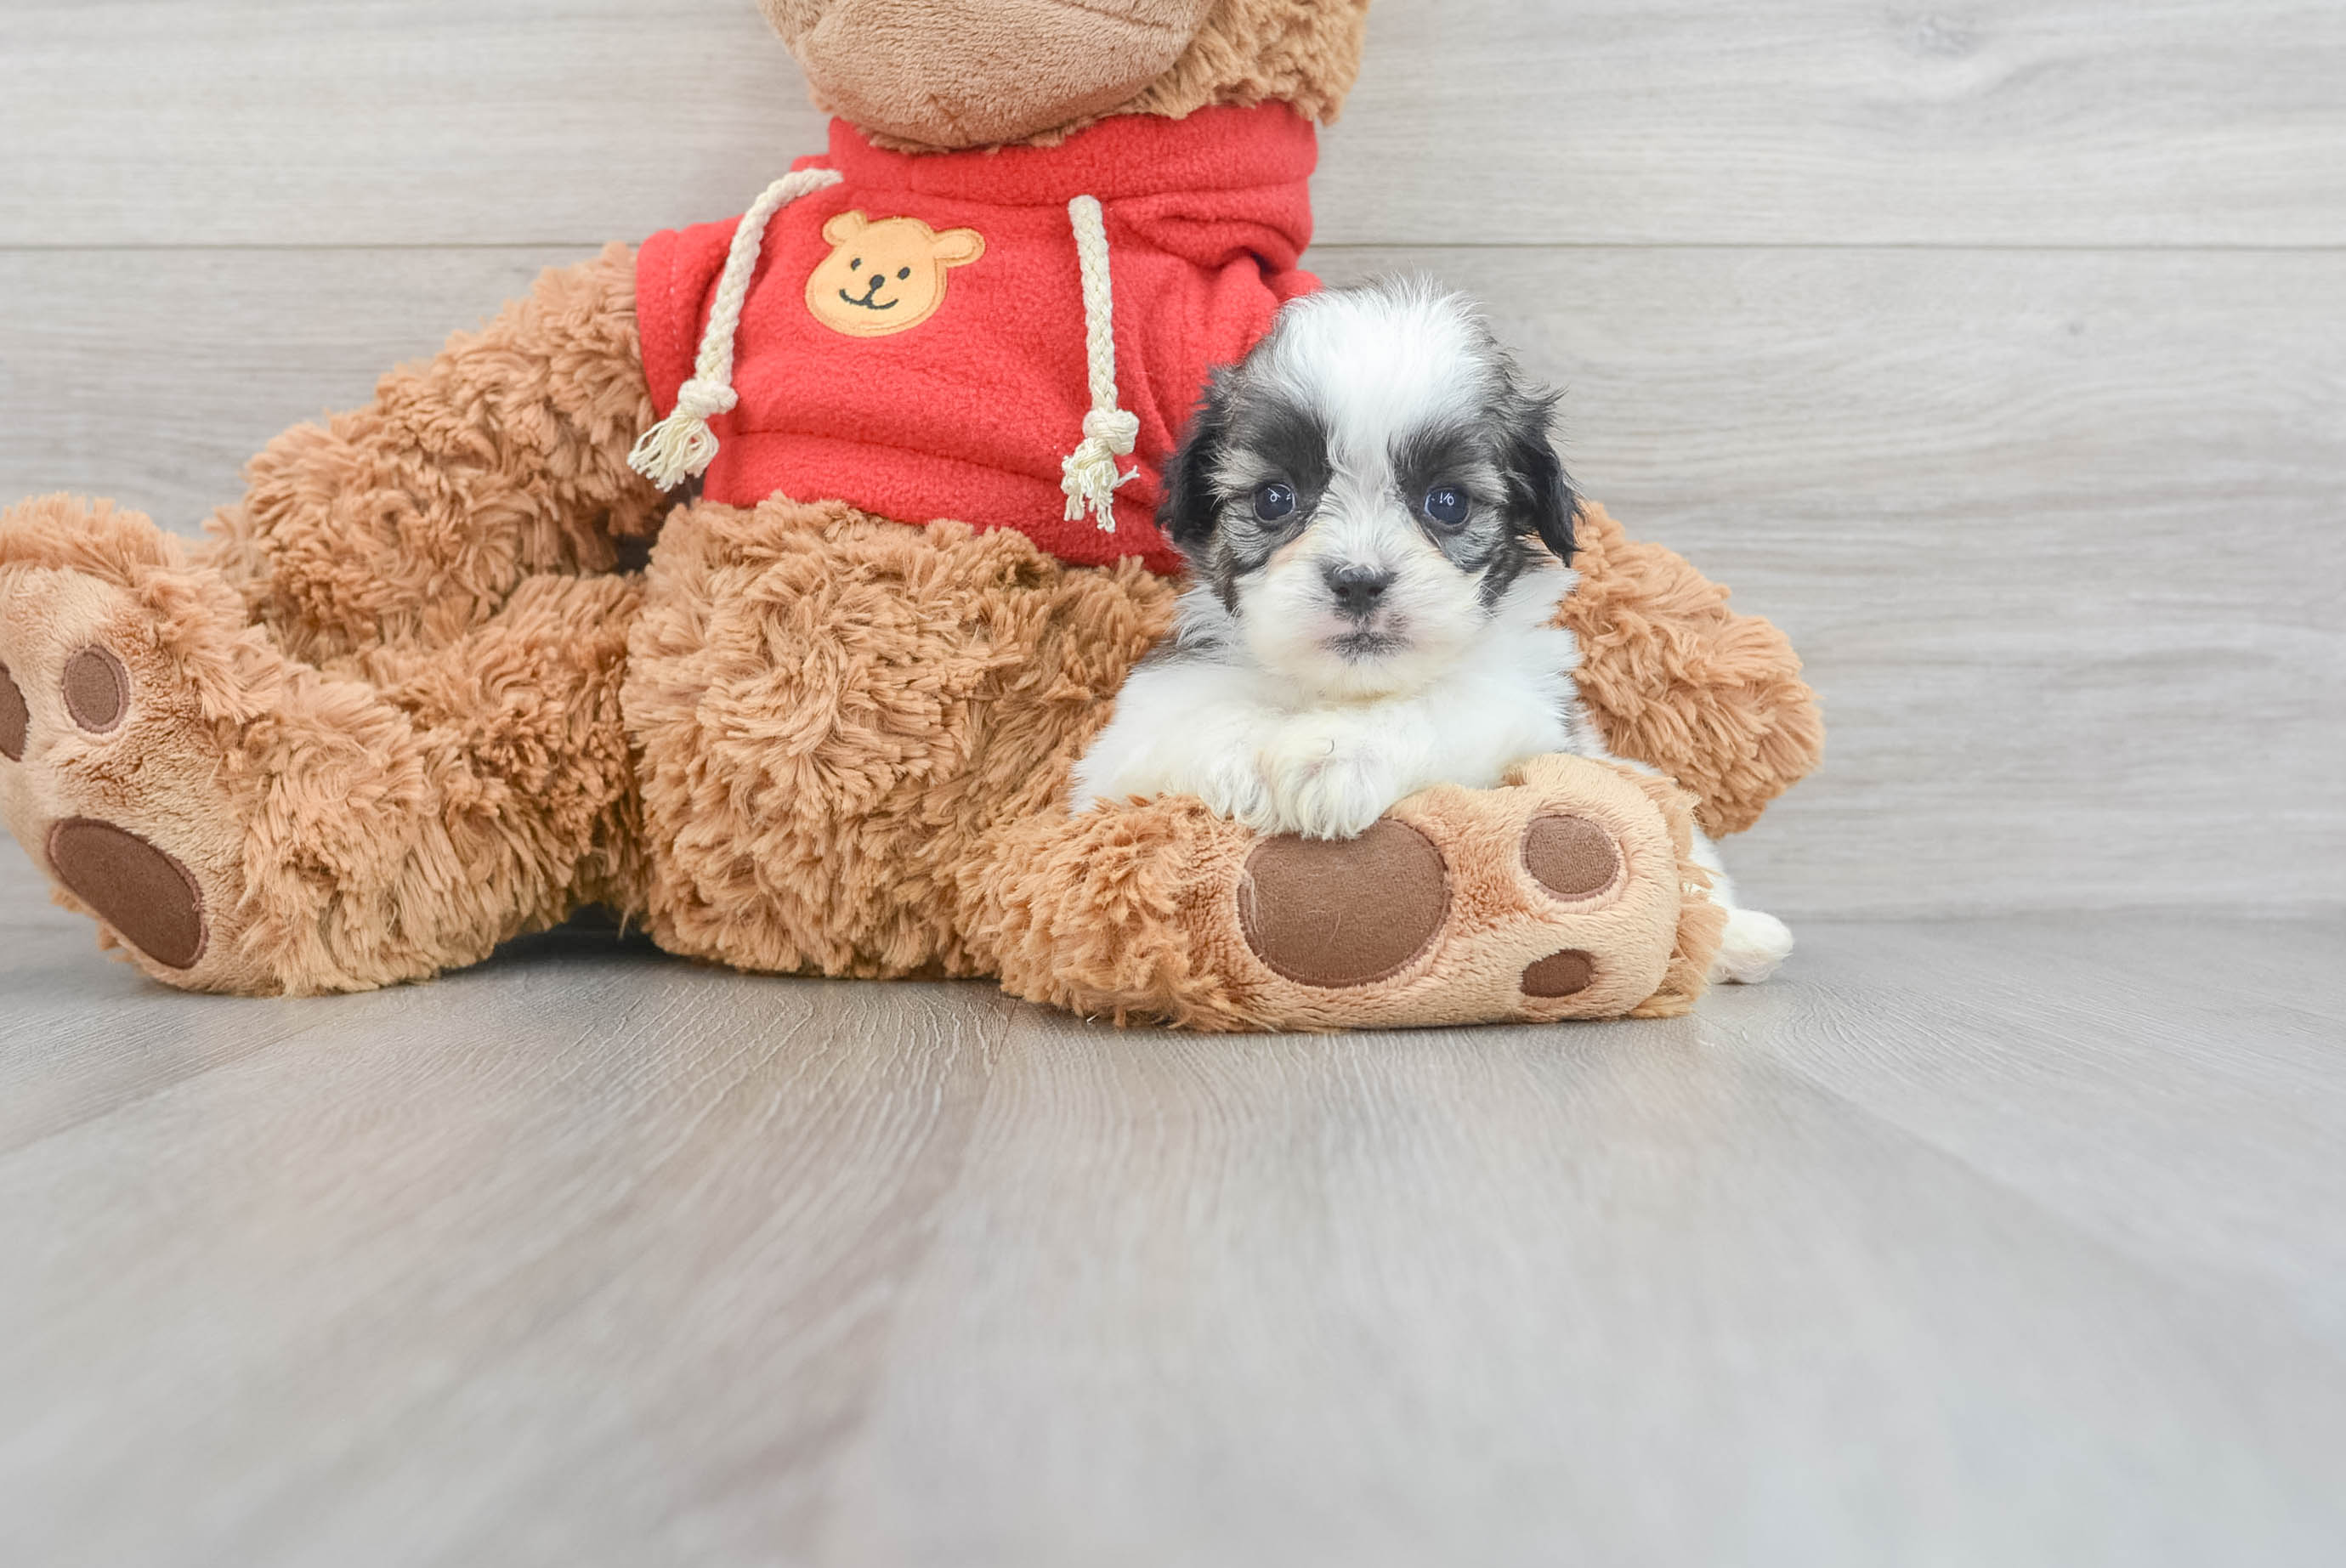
1226,753 -> 1694,1027
0,501 -> 269,992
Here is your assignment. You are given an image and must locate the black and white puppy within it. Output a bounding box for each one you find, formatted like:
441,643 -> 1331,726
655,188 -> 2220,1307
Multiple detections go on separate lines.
1071,280 -> 1791,982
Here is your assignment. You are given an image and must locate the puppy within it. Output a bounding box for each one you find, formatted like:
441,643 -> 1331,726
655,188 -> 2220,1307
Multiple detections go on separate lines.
1071,280 -> 1792,983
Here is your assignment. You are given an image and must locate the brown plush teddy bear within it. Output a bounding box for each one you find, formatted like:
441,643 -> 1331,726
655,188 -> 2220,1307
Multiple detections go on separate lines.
0,0 -> 1820,1028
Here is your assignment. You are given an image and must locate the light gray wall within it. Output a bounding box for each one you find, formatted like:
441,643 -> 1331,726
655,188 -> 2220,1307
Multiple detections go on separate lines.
3,0 -> 2340,917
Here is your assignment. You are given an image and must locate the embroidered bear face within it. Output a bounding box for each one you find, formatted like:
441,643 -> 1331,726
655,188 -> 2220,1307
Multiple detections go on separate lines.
806,210 -> 985,337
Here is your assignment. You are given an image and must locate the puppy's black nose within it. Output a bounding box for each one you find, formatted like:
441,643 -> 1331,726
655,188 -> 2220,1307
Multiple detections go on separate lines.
1323,563 -> 1394,616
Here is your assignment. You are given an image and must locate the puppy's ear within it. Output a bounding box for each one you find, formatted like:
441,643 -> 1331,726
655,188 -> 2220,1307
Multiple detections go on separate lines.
1504,394 -> 1581,565
1159,375 -> 1231,556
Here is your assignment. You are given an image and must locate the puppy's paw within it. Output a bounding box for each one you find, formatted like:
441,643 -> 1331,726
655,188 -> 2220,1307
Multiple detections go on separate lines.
1195,752 -> 1278,832
1258,719 -> 1399,841
1710,907 -> 1794,985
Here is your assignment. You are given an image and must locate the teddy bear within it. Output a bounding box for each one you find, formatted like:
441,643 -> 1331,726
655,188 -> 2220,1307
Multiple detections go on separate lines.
0,0 -> 1821,1029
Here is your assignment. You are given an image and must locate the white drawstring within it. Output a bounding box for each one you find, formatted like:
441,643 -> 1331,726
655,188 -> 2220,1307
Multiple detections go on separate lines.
1059,194 -> 1138,532
628,166 -> 845,490
634,173 -> 1136,535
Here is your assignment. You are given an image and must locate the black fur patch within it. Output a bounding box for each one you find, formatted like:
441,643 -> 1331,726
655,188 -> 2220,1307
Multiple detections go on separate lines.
1501,389 -> 1580,569
1161,364 -> 1335,612
1386,365 -> 1579,610
1159,279 -> 1579,620
1234,395 -> 1335,505
1159,371 -> 1233,555
1391,418 -> 1504,573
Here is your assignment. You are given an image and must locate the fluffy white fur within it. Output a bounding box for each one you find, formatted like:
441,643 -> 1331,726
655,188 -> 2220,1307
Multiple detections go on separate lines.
1072,281 -> 1793,985
1074,567 -> 1592,841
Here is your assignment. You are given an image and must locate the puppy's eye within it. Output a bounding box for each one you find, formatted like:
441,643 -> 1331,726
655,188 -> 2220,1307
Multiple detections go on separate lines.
1423,485 -> 1470,528
1252,483 -> 1296,522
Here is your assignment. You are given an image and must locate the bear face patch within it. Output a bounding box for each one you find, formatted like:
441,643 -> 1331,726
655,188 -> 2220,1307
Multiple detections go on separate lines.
806,211 -> 985,337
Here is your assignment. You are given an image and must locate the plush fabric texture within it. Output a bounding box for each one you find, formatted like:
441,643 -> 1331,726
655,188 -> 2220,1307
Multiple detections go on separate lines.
757,0 -> 1216,150
0,0 -> 1818,1022
204,244 -> 666,666
1122,0 -> 1371,130
620,494 -> 1742,1027
626,496 -> 1177,977
1,515 -> 640,996
635,106 -> 1318,573
975,752 -> 1721,1031
759,0 -> 1371,151
0,441 -> 1783,1018
1559,502 -> 1825,836
1615,763 -> 1730,1020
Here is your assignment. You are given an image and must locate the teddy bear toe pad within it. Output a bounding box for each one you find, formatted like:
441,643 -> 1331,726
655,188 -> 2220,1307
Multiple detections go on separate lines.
1521,948 -> 1595,998
0,533 -> 262,989
3,562 -> 207,971
1514,813 -> 1623,999
45,818 -> 207,970
1,625 -> 213,974
0,662 -> 26,761
1238,820 -> 1450,988
61,646 -> 129,733
1522,813 -> 1622,902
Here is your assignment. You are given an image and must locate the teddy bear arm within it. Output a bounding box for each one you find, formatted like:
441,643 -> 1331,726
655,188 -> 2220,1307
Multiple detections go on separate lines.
970,753 -> 1725,1031
196,242 -> 670,665
1561,503 -> 1824,837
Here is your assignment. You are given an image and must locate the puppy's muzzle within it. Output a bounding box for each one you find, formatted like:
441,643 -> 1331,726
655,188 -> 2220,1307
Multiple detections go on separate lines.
1323,563 -> 1395,620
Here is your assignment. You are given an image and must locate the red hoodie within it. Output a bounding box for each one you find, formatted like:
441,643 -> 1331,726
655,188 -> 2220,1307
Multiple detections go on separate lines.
635,105 -> 1320,575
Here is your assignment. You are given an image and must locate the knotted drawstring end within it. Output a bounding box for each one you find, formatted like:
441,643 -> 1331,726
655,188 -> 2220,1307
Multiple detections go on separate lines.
628,376 -> 739,490
629,165 -> 842,492
1062,194 -> 1137,535
1060,406 -> 1139,530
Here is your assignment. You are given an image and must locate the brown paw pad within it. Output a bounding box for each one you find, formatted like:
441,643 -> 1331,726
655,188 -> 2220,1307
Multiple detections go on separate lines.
62,646 -> 129,733
1522,814 -> 1620,901
46,818 -> 207,970
1522,948 -> 1595,998
0,662 -> 26,761
1239,819 -> 1450,988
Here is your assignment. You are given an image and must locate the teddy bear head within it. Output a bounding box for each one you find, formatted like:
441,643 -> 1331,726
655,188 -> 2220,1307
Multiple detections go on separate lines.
757,0 -> 1371,151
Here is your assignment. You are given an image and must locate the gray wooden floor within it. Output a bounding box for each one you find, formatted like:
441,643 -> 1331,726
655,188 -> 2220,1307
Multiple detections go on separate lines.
3,844 -> 2343,1565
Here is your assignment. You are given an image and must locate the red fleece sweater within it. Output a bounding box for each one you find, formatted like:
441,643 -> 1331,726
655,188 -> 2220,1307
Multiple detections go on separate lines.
635,105 -> 1320,575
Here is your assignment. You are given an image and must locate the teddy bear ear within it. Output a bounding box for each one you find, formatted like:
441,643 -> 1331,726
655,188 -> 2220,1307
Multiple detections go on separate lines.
932,227 -> 986,268
821,209 -> 870,245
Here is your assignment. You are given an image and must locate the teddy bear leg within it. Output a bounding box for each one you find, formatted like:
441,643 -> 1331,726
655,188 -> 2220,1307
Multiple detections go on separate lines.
2,246 -> 663,992
200,242 -> 666,665
0,496 -> 641,994
623,496 -> 1182,977
973,754 -> 1727,1031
